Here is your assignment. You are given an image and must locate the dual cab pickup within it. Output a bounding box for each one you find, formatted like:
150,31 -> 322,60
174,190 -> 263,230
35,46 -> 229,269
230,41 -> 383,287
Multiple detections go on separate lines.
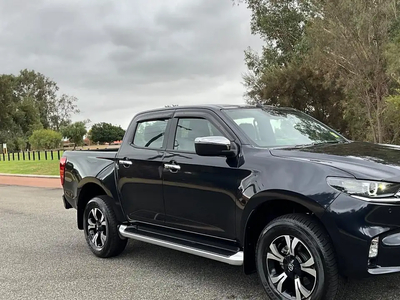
61,104 -> 400,300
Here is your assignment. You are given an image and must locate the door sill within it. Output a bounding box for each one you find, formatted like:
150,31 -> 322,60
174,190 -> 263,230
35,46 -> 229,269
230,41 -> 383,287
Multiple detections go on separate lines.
119,224 -> 243,266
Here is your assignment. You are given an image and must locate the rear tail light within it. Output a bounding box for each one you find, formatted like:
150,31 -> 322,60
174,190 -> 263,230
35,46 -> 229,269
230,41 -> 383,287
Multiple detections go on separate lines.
60,157 -> 67,185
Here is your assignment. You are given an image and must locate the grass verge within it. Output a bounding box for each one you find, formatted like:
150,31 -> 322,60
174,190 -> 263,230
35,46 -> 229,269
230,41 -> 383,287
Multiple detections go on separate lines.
0,160 -> 59,176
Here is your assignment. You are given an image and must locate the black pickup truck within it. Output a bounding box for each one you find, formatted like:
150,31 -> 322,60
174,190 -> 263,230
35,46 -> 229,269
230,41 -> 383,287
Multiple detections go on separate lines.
61,104 -> 400,300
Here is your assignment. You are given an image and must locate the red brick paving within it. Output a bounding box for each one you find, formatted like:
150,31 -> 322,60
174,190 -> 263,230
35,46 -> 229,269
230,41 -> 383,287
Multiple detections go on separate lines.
0,175 -> 61,189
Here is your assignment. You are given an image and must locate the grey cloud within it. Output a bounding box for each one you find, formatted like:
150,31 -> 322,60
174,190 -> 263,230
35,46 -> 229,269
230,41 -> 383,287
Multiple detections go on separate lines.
0,0 -> 263,127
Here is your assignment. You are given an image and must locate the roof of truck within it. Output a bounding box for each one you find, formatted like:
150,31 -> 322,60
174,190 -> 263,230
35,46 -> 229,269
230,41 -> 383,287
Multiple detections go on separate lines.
138,103 -> 293,114
159,104 -> 253,110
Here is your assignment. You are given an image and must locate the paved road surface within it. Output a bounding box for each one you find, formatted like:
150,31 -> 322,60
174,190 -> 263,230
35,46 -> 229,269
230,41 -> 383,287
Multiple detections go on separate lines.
1,185 -> 400,299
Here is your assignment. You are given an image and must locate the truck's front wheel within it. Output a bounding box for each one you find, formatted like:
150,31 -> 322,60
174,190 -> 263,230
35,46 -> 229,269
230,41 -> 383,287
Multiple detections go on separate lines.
256,213 -> 342,300
83,196 -> 127,258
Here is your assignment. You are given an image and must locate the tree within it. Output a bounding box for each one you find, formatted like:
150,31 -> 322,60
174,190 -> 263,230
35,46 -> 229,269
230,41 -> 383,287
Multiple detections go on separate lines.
61,121 -> 88,149
14,69 -> 80,131
14,69 -> 59,129
29,129 -> 62,150
90,123 -> 125,144
237,0 -> 400,143
237,0 -> 348,133
307,0 -> 400,143
0,69 -> 81,150
49,94 -> 80,131
0,74 -> 18,148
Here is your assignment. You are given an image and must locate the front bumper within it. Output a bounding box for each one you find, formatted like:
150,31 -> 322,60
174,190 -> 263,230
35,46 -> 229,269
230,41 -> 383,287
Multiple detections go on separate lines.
323,193 -> 400,278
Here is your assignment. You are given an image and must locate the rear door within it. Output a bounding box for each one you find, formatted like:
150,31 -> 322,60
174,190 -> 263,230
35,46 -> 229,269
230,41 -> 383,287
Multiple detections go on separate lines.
162,109 -> 246,240
116,110 -> 173,225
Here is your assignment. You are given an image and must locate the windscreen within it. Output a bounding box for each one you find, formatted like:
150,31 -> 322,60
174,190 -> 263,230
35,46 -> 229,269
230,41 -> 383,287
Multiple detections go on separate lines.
223,108 -> 346,148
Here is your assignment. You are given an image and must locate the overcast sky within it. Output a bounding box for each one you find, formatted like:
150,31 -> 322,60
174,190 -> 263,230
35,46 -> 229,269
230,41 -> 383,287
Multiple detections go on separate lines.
0,0 -> 262,129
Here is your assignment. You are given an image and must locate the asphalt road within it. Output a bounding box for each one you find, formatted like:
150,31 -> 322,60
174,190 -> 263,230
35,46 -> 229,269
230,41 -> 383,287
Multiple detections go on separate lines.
1,185 -> 400,299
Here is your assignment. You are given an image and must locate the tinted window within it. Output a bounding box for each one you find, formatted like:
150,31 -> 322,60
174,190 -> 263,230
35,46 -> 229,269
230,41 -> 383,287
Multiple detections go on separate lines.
223,108 -> 346,147
174,118 -> 224,152
133,120 -> 168,149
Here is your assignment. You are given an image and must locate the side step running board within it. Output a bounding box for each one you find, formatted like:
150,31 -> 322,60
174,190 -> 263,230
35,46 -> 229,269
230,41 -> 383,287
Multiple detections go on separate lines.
119,225 -> 243,266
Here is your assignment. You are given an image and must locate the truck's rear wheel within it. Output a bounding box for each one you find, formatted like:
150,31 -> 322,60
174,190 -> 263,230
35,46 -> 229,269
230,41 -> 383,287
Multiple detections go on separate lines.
256,213 -> 341,300
83,196 -> 127,258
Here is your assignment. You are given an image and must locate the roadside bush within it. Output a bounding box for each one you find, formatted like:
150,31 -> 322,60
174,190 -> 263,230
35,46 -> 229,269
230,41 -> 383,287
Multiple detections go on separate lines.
29,129 -> 62,150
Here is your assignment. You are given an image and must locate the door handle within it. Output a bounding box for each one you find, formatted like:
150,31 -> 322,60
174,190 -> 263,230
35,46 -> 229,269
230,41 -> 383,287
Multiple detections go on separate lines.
119,160 -> 132,166
164,163 -> 181,171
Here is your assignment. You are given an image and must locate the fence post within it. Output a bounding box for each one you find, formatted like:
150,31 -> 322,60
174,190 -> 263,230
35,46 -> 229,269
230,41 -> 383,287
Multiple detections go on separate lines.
23,151 -> 25,161
12,152 -> 15,161
7,152 -> 10,161
38,151 -> 41,160
45,151 -> 48,160
51,150 -> 54,160
33,151 -> 36,161
18,152 -> 20,161
28,151 -> 31,160
57,150 -> 60,160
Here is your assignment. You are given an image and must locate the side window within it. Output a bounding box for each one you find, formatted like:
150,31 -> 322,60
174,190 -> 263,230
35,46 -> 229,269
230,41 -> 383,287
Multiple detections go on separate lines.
133,119 -> 168,149
174,118 -> 224,152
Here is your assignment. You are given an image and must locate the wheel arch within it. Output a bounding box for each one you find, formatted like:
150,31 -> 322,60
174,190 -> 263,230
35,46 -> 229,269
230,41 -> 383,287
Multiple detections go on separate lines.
77,178 -> 124,229
241,190 -> 333,275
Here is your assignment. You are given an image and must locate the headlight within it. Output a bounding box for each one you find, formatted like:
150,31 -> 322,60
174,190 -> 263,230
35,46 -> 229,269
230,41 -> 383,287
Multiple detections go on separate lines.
327,177 -> 400,202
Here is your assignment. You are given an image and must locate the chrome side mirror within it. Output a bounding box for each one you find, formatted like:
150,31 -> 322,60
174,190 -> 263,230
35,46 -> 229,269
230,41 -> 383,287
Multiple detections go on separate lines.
194,136 -> 238,158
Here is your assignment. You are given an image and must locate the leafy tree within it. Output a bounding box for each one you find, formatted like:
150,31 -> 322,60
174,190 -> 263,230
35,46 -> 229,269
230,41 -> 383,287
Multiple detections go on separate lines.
49,94 -> 80,131
307,0 -> 400,143
13,137 -> 28,152
0,74 -> 18,146
61,121 -> 88,149
13,97 -> 43,138
90,123 -> 125,144
29,129 -> 62,150
237,0 -> 348,135
0,69 -> 81,150
14,69 -> 80,131
14,69 -> 59,129
238,0 -> 316,67
237,0 -> 400,143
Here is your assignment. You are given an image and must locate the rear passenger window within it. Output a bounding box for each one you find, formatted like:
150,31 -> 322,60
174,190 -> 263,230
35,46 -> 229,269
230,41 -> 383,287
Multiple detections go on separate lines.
133,120 -> 168,149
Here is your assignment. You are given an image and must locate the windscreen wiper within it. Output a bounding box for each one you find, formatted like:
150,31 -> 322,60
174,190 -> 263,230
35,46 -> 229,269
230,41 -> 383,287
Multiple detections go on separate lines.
293,140 -> 343,148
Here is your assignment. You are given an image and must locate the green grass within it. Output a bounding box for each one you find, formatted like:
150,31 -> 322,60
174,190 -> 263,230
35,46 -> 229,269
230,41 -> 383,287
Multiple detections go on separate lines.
0,159 -> 60,176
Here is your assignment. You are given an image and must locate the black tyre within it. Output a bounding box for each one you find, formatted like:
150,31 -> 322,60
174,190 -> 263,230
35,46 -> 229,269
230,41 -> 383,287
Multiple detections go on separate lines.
256,213 -> 341,300
83,196 -> 127,258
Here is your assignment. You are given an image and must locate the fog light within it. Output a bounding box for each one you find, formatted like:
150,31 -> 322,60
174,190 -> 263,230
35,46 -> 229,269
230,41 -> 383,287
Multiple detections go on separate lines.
369,237 -> 379,258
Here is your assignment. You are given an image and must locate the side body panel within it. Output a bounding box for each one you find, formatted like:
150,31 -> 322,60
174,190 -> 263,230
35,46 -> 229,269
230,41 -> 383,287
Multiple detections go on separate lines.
63,150 -> 118,208
115,109 -> 175,225
232,146 -> 347,244
162,109 -> 251,240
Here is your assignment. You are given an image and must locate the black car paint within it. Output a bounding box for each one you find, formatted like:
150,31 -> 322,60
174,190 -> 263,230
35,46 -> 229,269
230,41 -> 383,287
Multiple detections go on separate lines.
62,104 -> 400,278
270,141 -> 400,182
63,150 -> 117,208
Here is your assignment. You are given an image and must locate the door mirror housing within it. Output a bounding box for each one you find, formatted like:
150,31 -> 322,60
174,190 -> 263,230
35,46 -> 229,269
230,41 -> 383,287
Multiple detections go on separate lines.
195,136 -> 238,158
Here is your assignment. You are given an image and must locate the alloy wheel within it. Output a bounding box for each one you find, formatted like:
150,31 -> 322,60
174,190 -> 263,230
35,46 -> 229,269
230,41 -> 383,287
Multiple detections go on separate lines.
266,234 -> 317,300
87,208 -> 107,249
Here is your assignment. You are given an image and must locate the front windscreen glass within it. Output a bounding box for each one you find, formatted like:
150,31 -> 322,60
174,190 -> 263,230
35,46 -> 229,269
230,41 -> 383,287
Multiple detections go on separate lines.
223,108 -> 346,148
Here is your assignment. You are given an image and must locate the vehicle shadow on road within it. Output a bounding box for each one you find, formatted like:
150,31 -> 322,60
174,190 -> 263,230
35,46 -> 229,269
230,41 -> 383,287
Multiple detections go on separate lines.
117,241 -> 400,300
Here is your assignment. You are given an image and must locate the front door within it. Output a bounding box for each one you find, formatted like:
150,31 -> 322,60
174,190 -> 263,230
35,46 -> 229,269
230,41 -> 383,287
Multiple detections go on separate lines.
116,114 -> 171,225
162,110 -> 246,240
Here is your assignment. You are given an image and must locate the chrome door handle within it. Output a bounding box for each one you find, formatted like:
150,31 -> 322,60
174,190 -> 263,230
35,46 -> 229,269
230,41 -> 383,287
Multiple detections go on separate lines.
164,163 -> 181,171
119,160 -> 132,166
